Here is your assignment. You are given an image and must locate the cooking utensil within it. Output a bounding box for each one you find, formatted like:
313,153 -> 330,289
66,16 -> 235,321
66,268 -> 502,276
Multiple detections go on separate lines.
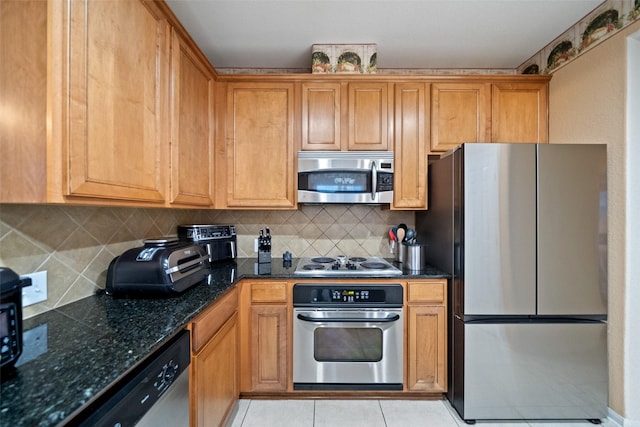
396,227 -> 405,243
405,228 -> 416,243
389,229 -> 396,241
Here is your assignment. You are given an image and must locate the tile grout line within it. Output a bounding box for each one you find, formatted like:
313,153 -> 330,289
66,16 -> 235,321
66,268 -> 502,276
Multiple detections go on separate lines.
239,399 -> 251,427
378,400 -> 389,427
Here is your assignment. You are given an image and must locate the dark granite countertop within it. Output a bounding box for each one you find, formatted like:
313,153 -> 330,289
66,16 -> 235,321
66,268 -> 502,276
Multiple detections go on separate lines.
0,258 -> 448,427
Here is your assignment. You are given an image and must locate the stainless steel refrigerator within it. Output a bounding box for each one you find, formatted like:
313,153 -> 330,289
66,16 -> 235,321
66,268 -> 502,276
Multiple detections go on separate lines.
416,143 -> 608,422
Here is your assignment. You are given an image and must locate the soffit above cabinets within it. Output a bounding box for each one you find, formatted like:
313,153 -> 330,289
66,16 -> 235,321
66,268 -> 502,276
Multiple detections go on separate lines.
165,0 -> 604,71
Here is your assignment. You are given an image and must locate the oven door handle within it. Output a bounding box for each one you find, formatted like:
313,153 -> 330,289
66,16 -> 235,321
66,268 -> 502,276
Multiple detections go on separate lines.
296,313 -> 400,323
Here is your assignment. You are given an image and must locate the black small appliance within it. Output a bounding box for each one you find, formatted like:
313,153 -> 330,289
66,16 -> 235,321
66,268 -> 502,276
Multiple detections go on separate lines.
106,238 -> 209,297
177,224 -> 237,263
0,267 -> 32,369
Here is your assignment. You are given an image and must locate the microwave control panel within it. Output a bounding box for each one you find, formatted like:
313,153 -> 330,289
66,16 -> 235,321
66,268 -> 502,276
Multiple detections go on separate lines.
377,172 -> 394,192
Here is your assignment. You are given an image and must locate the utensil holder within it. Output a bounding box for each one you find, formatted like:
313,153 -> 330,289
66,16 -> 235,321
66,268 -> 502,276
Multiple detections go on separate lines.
395,242 -> 407,263
403,243 -> 427,272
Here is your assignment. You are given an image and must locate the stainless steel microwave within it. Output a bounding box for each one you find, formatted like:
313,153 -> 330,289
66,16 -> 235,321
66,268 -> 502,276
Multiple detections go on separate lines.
297,151 -> 394,204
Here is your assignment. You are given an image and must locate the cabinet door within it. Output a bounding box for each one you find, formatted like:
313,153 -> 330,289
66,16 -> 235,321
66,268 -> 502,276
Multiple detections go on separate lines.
169,29 -> 214,207
226,83 -> 295,208
301,82 -> 341,151
348,82 -> 390,151
192,313 -> 238,427
492,83 -> 548,143
250,305 -> 288,391
0,0 -> 47,203
431,83 -> 490,152
393,83 -> 428,209
407,305 -> 447,392
64,0 -> 169,202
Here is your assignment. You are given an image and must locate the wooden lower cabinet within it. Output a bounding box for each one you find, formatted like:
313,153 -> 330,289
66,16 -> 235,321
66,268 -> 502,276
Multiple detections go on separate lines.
191,313 -> 238,427
407,305 -> 447,392
190,287 -> 239,427
405,280 -> 447,393
239,281 -> 289,393
249,305 -> 288,391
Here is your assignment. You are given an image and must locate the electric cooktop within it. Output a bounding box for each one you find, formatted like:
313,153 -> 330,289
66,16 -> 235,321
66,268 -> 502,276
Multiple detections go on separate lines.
293,256 -> 402,277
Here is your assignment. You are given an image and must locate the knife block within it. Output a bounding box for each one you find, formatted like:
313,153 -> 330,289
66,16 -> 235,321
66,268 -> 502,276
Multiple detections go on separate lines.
258,249 -> 271,264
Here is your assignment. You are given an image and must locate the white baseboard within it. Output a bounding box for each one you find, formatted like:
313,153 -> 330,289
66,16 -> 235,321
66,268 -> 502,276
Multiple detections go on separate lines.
608,407 -> 640,427
609,407 -> 625,426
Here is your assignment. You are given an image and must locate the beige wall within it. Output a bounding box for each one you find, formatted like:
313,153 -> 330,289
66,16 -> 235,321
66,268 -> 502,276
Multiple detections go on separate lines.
0,204 -> 413,318
549,19 -> 640,417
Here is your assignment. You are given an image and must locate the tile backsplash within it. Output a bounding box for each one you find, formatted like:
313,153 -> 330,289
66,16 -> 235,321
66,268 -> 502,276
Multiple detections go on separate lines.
0,204 -> 413,317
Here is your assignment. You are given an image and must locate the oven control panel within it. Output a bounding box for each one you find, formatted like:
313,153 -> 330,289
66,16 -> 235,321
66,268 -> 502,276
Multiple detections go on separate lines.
330,289 -> 377,303
293,284 -> 403,307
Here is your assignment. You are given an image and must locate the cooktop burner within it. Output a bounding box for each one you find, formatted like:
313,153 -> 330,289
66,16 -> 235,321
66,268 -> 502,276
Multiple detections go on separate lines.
294,256 -> 402,277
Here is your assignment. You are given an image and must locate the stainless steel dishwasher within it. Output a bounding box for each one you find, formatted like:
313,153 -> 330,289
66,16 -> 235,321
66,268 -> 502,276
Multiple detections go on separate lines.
67,330 -> 190,427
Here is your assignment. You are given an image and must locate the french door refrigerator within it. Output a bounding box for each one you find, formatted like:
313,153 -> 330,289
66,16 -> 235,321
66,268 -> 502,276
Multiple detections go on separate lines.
416,143 -> 608,422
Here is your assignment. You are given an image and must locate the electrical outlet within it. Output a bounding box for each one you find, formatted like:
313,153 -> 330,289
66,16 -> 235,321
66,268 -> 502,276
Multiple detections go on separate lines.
254,238 -> 259,253
21,271 -> 48,307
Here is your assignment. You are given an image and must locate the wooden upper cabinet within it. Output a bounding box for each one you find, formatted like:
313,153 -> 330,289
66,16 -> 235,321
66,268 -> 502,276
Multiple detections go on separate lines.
301,81 -> 390,151
60,0 -> 170,203
301,82 -> 342,150
169,29 -> 214,207
348,82 -> 391,151
430,83 -> 490,153
393,83 -> 428,209
492,82 -> 548,143
0,0 -> 47,203
225,82 -> 296,208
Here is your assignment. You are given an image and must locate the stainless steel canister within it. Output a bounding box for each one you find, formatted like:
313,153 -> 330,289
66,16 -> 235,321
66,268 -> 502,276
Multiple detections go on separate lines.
403,243 -> 427,272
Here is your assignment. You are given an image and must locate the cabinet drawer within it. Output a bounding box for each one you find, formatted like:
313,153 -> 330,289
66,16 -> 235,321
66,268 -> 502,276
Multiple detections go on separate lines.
192,287 -> 238,352
407,281 -> 446,304
250,282 -> 287,303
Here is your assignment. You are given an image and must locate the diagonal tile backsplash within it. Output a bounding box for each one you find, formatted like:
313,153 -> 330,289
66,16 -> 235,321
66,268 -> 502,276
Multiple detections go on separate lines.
0,204 -> 414,318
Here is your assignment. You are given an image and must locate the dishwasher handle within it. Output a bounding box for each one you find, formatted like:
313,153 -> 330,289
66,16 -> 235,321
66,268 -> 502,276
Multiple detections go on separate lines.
297,313 -> 400,323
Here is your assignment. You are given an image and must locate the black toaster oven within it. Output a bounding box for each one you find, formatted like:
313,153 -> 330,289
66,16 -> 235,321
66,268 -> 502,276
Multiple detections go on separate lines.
177,225 -> 237,263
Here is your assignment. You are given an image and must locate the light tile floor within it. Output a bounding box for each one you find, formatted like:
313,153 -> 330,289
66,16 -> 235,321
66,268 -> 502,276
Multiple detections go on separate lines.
227,399 -> 617,427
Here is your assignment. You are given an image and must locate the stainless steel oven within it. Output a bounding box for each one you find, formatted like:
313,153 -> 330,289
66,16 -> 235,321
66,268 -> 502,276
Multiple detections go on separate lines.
292,283 -> 403,390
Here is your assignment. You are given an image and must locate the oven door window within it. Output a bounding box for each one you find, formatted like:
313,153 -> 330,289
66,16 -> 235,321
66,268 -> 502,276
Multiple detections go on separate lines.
298,171 -> 371,193
314,327 -> 382,362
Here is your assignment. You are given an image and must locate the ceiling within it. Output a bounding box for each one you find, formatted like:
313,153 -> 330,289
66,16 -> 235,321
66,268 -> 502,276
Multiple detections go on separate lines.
165,0 -> 604,72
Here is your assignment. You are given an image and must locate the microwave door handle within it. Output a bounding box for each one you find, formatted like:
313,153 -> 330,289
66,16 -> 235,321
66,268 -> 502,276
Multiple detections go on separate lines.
229,240 -> 236,258
371,161 -> 377,201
